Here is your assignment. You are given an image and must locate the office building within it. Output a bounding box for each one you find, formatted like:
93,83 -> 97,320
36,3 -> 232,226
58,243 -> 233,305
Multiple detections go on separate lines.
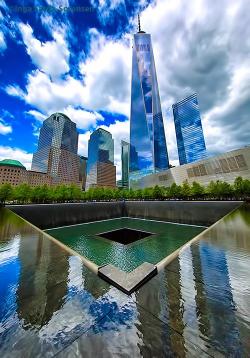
121,140 -> 129,188
0,159 -> 52,186
172,93 -> 207,165
32,113 -> 81,186
129,16 -> 169,186
86,128 -> 116,189
131,146 -> 250,189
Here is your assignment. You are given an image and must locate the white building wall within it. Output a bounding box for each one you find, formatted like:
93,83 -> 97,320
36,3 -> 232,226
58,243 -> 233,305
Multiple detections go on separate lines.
131,146 -> 250,189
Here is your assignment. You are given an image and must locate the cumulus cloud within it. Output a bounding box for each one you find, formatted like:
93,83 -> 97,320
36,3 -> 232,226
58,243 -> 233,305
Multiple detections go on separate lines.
0,146 -> 32,169
6,28 -> 131,128
0,31 -> 6,51
4,0 -> 250,167
90,0 -> 127,25
5,84 -> 25,98
0,118 -> 12,135
63,106 -> 105,130
138,0 -> 250,156
79,29 -> 131,116
19,23 -> 70,78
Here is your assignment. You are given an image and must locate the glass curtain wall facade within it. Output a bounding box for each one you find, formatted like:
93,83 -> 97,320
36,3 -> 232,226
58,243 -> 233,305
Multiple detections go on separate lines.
129,30 -> 169,186
32,113 -> 79,184
172,94 -> 207,165
121,140 -> 129,188
86,128 -> 116,189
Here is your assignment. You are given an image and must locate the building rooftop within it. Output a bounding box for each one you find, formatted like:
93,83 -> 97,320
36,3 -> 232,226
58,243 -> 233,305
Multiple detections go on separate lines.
0,159 -> 26,169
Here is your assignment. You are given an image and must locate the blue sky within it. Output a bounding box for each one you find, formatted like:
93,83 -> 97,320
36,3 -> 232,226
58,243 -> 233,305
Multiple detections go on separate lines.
0,0 -> 250,177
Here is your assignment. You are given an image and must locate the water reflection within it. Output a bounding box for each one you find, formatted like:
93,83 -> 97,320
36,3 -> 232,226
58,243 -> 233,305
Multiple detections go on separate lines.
134,204 -> 250,356
0,205 -> 250,356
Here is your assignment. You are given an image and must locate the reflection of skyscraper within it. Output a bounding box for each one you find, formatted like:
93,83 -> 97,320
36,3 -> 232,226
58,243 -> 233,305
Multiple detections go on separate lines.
17,232 -> 68,328
79,155 -> 87,190
172,93 -> 207,165
121,140 -> 129,188
129,17 -> 169,186
32,113 -> 80,185
86,128 -> 116,189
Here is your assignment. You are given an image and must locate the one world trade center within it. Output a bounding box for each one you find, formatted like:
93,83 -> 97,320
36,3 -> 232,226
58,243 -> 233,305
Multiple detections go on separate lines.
129,15 -> 169,186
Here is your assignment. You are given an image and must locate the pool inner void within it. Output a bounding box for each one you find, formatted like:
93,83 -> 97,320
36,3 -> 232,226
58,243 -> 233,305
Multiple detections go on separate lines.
97,228 -> 154,245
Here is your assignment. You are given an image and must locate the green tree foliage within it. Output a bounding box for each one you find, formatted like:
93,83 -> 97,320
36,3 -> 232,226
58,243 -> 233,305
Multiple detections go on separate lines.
234,177 -> 250,198
0,184 -> 13,204
153,185 -> 164,199
14,184 -> 31,203
180,181 -> 191,199
191,181 -> 205,198
206,180 -> 233,198
0,176 -> 249,204
169,183 -> 181,198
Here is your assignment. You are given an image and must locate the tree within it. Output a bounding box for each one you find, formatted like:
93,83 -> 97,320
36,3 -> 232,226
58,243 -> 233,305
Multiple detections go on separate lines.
153,185 -> 163,200
206,180 -> 232,199
142,187 -> 153,200
14,184 -> 31,203
169,183 -> 181,198
0,184 -> 13,204
233,176 -> 250,198
191,181 -> 205,198
180,181 -> 191,199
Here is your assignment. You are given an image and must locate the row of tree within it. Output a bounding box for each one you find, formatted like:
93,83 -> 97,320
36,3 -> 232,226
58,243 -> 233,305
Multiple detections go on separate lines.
0,177 -> 249,204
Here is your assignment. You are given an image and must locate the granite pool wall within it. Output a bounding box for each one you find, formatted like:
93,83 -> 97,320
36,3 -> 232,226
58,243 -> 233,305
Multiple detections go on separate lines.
8,201 -> 242,229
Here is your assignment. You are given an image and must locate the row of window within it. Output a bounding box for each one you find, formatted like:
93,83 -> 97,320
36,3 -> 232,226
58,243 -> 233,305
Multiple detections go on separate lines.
187,155 -> 247,178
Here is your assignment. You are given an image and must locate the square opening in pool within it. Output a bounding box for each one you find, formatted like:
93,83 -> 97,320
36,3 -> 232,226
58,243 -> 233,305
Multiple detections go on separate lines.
97,228 -> 154,245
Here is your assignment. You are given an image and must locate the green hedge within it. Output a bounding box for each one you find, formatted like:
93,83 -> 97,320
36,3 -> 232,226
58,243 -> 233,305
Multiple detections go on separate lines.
0,177 -> 250,204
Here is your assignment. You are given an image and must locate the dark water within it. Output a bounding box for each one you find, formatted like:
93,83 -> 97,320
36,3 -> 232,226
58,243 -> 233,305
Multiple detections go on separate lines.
0,205 -> 249,357
46,218 -> 205,271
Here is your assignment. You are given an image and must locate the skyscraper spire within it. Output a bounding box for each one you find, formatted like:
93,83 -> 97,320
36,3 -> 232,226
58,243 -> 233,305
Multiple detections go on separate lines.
138,13 -> 141,32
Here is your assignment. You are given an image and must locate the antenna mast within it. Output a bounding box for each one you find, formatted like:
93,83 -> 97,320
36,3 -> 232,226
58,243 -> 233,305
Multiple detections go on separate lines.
138,14 -> 141,32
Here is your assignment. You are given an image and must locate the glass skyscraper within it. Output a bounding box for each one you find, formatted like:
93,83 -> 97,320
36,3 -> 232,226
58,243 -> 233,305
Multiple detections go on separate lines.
172,93 -> 207,165
129,21 -> 169,186
86,128 -> 116,189
32,112 -> 80,184
121,140 -> 129,188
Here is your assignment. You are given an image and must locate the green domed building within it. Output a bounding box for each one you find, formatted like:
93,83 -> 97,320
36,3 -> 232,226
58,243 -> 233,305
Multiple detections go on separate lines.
0,159 -> 27,186
0,159 -> 26,169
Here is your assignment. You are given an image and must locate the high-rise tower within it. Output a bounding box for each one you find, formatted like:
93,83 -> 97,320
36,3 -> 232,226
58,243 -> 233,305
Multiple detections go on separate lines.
129,15 -> 169,186
121,140 -> 129,189
86,128 -> 116,189
172,93 -> 207,165
32,112 -> 80,185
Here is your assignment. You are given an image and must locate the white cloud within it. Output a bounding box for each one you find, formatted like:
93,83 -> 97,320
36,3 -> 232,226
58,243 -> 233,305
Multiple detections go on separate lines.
19,23 -> 70,78
78,29 -> 131,116
21,69 -> 86,113
6,26 -> 131,117
5,84 -> 25,98
64,106 -> 105,130
78,132 -> 90,158
26,109 -> 47,122
0,146 -> 32,169
90,0 -> 126,25
137,0 -> 250,155
0,118 -> 12,135
0,31 -> 6,51
4,0 -> 250,165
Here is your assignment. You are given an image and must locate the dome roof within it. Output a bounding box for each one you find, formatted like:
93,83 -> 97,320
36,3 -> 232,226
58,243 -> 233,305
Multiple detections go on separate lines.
0,159 -> 26,169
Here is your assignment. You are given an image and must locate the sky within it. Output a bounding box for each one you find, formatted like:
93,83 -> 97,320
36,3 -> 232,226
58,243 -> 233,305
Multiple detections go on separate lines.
0,0 -> 249,179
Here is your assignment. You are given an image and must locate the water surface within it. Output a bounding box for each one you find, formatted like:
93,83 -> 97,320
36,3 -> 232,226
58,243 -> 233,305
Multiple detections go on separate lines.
46,218 -> 205,271
0,205 -> 250,356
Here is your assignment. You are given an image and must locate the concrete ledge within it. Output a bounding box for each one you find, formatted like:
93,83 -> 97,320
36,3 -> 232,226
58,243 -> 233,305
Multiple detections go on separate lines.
98,262 -> 157,294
